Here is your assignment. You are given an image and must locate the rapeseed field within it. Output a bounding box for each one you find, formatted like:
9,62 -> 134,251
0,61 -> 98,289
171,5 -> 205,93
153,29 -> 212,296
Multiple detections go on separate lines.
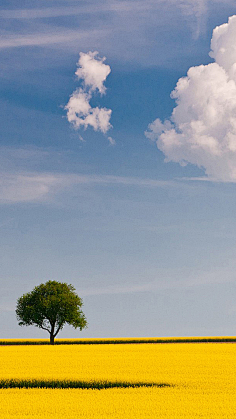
1,342 -> 236,418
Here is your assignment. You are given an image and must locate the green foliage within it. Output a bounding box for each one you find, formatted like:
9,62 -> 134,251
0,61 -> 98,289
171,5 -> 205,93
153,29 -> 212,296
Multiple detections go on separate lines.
2,337 -> 236,346
16,281 -> 87,343
0,378 -> 171,389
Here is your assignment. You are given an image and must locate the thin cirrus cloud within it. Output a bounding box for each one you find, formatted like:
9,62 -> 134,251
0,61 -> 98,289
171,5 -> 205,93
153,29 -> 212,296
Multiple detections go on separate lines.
0,1 -> 210,19
65,51 -> 112,136
79,263 -> 236,297
0,171 -> 179,205
0,29 -> 106,49
145,15 -> 236,182
0,172 -> 71,204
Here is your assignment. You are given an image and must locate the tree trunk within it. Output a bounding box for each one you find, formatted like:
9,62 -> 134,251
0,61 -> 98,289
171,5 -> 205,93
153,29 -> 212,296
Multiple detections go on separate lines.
50,332 -> 54,345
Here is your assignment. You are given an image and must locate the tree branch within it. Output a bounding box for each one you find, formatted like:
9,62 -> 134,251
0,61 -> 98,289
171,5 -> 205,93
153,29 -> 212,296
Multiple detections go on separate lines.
54,323 -> 63,338
40,325 -> 51,333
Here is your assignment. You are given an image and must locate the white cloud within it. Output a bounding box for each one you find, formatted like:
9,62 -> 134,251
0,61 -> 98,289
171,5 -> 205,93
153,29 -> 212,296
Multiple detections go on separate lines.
108,136 -> 116,146
209,15 -> 236,77
0,170 -> 182,205
0,30 -> 105,49
179,0 -> 207,39
0,1 -> 209,20
79,264 -> 236,297
145,15 -> 236,182
65,52 -> 112,135
76,51 -> 111,94
0,173 -> 64,204
65,88 -> 112,134
78,135 -> 86,142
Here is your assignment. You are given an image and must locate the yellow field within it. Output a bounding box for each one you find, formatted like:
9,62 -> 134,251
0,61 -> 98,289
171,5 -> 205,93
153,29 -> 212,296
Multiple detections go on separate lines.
1,342 -> 236,418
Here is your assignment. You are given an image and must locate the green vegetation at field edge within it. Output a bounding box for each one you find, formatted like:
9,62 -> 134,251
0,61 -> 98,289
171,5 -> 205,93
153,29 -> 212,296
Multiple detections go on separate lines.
0,379 -> 172,389
1,337 -> 236,345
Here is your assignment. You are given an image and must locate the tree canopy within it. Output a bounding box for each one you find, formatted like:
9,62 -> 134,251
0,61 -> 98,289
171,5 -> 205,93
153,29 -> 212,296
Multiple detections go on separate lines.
16,280 -> 87,344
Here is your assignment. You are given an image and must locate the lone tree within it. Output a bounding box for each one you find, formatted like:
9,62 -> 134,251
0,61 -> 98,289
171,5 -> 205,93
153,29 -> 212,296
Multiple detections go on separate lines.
16,280 -> 87,344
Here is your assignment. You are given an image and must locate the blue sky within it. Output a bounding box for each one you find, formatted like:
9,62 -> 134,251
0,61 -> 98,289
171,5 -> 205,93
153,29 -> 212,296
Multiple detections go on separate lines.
1,0 -> 236,339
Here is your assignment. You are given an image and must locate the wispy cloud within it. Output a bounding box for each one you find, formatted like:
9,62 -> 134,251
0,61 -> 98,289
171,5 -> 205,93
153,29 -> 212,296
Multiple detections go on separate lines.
0,173 -> 65,204
0,1 -> 209,19
78,135 -> 86,143
0,0 -> 223,52
179,0 -> 208,39
79,264 -> 236,296
108,137 -> 116,146
2,0 -> 234,79
2,1 -> 232,20
0,3 -> 156,19
72,174 -> 176,188
0,29 -> 104,49
0,170 -> 181,205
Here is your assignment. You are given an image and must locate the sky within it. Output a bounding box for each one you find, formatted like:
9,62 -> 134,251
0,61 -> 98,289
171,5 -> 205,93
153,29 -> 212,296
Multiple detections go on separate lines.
1,0 -> 236,339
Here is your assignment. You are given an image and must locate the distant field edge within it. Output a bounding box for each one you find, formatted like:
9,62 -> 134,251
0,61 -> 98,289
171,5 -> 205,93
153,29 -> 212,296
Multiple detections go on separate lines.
1,337 -> 236,345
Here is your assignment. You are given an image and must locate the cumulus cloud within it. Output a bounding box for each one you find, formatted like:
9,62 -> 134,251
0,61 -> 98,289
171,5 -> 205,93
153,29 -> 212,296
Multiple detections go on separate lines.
75,51 -> 111,94
145,15 -> 236,182
65,51 -> 112,135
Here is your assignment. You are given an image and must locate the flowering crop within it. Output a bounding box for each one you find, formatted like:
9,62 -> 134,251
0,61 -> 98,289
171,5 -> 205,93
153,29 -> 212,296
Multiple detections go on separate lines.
1,342 -> 236,417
